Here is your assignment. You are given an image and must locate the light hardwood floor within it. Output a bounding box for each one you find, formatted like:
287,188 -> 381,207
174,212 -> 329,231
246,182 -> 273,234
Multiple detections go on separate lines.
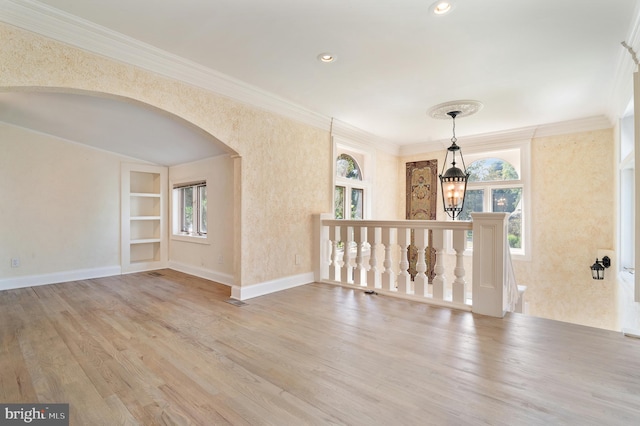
1,270 -> 639,425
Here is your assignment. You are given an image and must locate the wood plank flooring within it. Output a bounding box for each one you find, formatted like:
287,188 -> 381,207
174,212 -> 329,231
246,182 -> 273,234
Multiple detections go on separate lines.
1,269 -> 639,425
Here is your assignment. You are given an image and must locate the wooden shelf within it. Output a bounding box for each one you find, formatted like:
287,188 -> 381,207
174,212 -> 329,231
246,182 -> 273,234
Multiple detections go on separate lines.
130,238 -> 162,245
130,216 -> 161,221
130,192 -> 161,198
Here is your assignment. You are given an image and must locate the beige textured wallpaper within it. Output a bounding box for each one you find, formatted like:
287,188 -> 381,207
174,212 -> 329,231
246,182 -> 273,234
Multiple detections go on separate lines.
234,111 -> 330,284
373,150 -> 402,219
521,128 -> 616,330
0,22 -> 331,288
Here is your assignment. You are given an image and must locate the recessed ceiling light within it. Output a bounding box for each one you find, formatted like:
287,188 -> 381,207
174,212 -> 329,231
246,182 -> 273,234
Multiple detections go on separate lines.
318,53 -> 337,63
431,1 -> 453,15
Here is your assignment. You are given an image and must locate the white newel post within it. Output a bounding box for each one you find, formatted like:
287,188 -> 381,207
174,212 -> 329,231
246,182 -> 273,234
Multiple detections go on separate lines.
314,214 -> 332,282
397,227 -> 411,294
414,228 -> 429,297
452,228 -> 467,304
471,212 -> 509,317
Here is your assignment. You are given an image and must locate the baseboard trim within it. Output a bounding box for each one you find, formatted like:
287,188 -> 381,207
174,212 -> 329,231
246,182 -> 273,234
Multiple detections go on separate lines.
0,264 -> 311,302
231,272 -> 315,301
0,265 -> 122,291
622,328 -> 640,339
168,261 -> 234,287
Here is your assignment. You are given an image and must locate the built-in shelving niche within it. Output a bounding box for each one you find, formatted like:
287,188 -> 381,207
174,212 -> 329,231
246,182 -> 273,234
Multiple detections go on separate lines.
121,164 -> 168,273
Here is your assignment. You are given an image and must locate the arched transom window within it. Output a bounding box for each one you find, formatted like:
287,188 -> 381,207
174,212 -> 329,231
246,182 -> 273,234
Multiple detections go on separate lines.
335,153 -> 364,219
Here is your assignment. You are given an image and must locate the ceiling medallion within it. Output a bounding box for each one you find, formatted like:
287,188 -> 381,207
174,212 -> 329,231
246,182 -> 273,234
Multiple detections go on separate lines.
427,100 -> 483,119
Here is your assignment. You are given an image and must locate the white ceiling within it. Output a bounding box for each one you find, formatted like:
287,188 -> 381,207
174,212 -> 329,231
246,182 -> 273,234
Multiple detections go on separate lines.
1,0 -> 639,163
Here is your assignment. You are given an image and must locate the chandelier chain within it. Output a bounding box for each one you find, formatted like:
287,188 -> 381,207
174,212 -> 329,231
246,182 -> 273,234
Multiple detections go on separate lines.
451,115 -> 457,143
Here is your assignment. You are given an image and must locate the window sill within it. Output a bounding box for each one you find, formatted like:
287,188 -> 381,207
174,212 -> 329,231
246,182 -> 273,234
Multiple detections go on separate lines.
171,234 -> 210,245
620,270 -> 635,285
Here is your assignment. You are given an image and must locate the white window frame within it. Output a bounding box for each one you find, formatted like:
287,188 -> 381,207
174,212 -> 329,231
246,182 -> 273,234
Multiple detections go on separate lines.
333,138 -> 372,220
457,140 -> 531,260
171,180 -> 208,243
619,113 -> 635,288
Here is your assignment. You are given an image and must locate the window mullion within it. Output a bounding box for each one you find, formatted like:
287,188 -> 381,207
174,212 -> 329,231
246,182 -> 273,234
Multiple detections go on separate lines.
193,187 -> 200,235
345,185 -> 350,219
485,187 -> 492,212
180,188 -> 187,232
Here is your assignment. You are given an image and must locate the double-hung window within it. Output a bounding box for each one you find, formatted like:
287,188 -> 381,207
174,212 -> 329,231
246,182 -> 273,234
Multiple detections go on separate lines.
173,181 -> 207,237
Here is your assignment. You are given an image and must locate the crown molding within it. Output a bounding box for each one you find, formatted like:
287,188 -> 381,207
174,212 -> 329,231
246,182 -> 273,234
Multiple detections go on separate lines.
0,0 -> 341,136
609,1 -> 640,119
399,115 -> 612,157
400,128 -> 535,157
530,115 -> 612,138
331,119 -> 400,155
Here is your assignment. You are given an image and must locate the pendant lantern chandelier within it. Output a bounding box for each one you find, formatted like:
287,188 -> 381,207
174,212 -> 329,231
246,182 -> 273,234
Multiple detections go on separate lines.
439,111 -> 470,220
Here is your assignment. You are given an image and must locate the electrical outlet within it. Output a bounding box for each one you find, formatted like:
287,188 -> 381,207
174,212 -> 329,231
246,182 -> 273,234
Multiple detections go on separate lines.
295,254 -> 302,265
10,258 -> 20,268
218,255 -> 224,264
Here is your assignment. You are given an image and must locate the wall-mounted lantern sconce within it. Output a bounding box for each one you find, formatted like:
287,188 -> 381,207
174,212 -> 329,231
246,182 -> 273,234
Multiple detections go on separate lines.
590,256 -> 611,280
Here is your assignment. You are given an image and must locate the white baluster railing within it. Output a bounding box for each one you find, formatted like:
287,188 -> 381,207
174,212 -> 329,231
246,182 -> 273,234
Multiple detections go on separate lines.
366,225 -> 379,290
413,228 -> 429,297
380,227 -> 395,291
315,213 -> 512,317
353,226 -> 365,286
431,228 -> 445,300
452,228 -> 467,304
396,227 -> 411,294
